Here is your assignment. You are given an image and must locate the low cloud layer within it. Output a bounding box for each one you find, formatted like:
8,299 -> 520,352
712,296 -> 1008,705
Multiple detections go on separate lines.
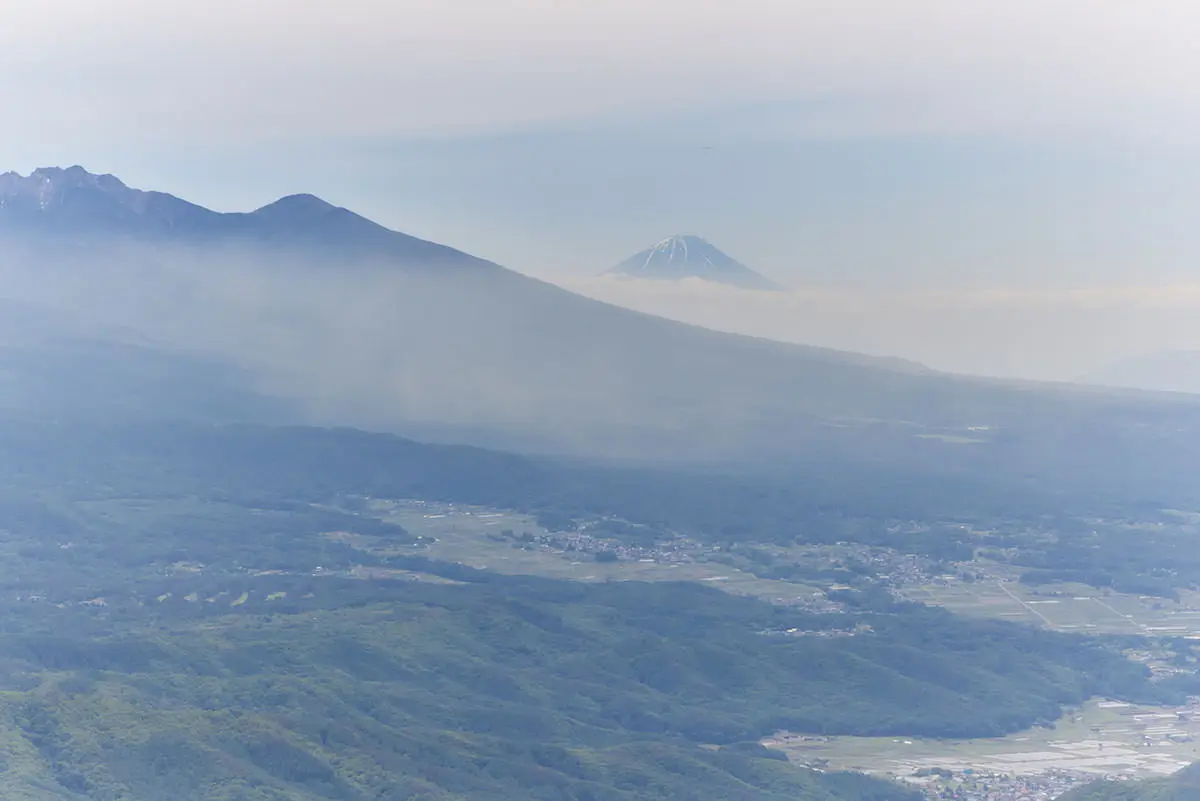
557,275 -> 1200,382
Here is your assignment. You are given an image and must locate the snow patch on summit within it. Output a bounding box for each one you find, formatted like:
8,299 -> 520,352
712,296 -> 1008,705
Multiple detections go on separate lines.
608,235 -> 781,291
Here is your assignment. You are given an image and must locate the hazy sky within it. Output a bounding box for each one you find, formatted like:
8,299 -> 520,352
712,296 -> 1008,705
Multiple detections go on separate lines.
3,0 -> 1197,282
4,1 -> 1197,139
3,1 -> 1200,376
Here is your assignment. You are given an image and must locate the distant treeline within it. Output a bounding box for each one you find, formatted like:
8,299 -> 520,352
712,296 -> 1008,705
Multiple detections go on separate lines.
1,420 -> 1197,597
0,421 -> 1062,556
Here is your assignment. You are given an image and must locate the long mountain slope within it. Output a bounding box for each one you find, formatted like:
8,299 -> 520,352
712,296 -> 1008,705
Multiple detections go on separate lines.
3,167 -> 1200,509
0,166 -> 496,268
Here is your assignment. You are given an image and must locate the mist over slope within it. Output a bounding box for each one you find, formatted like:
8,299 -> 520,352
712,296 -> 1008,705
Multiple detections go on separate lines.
3,166 -> 1200,506
0,297 -> 292,424
1080,350 -> 1200,395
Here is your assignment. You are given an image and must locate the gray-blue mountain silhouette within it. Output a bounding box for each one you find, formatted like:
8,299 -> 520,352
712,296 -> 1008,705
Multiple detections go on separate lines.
8,163 -> 1200,523
0,165 -> 494,268
608,235 -> 780,290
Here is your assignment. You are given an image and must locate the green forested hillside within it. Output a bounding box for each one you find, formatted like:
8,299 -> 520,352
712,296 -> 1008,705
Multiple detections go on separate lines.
0,568 -> 1178,800
1061,764 -> 1200,801
0,421 -> 1186,799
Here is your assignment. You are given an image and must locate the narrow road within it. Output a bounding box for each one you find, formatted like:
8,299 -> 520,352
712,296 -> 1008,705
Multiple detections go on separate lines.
1090,595 -> 1147,634
997,580 -> 1055,627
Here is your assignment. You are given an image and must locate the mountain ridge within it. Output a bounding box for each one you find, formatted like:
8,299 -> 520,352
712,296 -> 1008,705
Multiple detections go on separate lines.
0,165 -> 498,270
0,166 -> 921,376
6,164 -> 1200,520
0,166 -> 336,220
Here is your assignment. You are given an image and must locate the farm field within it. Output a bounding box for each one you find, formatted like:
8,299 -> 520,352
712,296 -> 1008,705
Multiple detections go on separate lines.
767,697 -> 1200,781
901,571 -> 1200,638
336,500 -> 1200,642
343,500 -> 827,605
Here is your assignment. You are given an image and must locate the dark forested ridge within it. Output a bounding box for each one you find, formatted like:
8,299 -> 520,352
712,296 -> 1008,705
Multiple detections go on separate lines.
6,420 -> 1198,594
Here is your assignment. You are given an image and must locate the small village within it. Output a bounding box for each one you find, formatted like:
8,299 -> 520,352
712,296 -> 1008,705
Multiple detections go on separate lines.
916,769 -> 1088,801
771,698 -> 1200,801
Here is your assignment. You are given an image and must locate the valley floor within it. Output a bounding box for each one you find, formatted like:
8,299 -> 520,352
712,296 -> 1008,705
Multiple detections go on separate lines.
768,698 -> 1200,800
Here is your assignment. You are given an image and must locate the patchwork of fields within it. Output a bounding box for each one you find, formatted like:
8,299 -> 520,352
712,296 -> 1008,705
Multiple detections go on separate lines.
902,573 -> 1200,638
767,699 -> 1200,800
350,500 -> 1200,643
343,499 -> 828,604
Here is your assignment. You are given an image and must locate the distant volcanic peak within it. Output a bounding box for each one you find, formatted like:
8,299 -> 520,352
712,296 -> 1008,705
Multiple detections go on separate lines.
647,234 -> 712,262
252,193 -> 339,217
660,233 -> 708,248
248,193 -> 390,243
608,234 -> 781,291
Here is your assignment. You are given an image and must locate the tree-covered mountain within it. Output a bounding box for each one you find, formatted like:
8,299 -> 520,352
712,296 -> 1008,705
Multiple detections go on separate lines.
0,417 -> 1185,798
0,572 -> 1157,800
